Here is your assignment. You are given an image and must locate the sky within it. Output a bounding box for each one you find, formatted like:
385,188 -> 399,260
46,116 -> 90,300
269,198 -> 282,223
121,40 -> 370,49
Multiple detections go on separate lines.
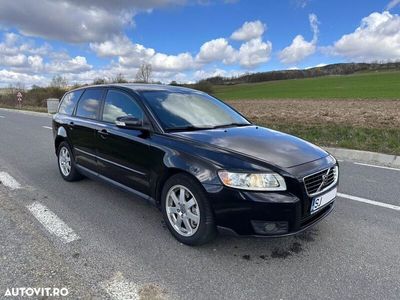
0,0 -> 400,87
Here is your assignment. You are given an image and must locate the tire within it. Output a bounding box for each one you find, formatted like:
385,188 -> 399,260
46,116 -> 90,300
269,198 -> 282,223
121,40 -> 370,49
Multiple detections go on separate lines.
57,141 -> 83,182
161,173 -> 217,246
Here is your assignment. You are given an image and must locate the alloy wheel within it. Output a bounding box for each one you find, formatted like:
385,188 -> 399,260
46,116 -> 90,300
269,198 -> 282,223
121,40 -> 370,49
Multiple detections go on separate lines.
166,185 -> 200,237
59,146 -> 72,177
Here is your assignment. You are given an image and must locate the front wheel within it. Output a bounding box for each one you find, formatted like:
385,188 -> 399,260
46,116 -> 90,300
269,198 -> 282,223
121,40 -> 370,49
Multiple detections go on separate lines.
57,141 -> 83,182
161,173 -> 217,246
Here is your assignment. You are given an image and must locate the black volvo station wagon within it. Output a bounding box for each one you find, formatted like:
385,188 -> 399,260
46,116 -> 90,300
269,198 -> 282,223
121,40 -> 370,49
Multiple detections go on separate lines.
53,84 -> 339,245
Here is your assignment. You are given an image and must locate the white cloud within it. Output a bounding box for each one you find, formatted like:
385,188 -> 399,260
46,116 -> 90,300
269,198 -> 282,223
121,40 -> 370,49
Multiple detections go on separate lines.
230,20 -> 266,41
91,35 -> 194,72
193,68 -> 242,80
46,56 -> 92,74
27,55 -> 44,72
0,54 -> 26,67
236,38 -> 272,68
386,0 -> 400,10
196,38 -> 236,64
0,33 -> 50,57
295,0 -> 311,8
92,36 -> 155,68
304,63 -> 327,70
196,21 -> 272,68
0,1 -> 129,43
0,69 -> 47,86
93,20 -> 273,72
0,34 -> 46,72
0,32 -> 92,81
279,35 -> 316,64
149,52 -> 195,71
279,13 -> 319,64
309,13 -> 319,39
0,0 -> 185,43
330,11 -> 400,61
90,36 -> 155,58
4,32 -> 19,45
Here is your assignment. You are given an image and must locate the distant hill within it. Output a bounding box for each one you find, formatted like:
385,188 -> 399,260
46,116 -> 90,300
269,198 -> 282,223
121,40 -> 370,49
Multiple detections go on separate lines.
201,62 -> 400,85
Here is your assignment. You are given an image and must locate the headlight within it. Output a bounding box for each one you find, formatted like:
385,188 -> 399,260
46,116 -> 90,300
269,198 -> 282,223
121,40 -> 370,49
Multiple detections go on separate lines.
217,170 -> 286,191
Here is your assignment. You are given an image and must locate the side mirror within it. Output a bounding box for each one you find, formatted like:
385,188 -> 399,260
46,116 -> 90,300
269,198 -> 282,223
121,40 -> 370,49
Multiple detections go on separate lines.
115,116 -> 149,131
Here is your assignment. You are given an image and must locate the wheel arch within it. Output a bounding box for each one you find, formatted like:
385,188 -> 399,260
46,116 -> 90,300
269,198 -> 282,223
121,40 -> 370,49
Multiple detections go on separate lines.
153,151 -> 222,207
54,126 -> 69,153
155,168 -> 194,208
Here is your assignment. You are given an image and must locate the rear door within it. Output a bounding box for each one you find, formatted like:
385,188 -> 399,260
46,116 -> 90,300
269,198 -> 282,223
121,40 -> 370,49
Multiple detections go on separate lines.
69,88 -> 104,171
96,89 -> 152,195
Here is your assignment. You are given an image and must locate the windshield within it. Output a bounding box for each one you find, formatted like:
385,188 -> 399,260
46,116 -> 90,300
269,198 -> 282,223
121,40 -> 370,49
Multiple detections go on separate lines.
141,91 -> 250,131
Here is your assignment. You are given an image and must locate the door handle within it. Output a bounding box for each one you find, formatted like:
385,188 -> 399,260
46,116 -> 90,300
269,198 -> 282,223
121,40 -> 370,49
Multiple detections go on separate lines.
98,129 -> 109,139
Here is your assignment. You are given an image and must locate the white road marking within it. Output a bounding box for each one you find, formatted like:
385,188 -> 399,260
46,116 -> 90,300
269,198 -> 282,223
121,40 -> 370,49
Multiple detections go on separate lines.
338,193 -> 400,211
0,172 -> 21,189
42,126 -> 52,130
27,202 -> 80,243
353,162 -> 400,172
100,272 -> 139,300
0,115 -> 5,118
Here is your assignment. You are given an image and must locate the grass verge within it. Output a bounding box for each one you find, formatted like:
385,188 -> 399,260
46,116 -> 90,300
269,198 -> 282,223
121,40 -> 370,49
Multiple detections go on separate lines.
0,104 -> 48,113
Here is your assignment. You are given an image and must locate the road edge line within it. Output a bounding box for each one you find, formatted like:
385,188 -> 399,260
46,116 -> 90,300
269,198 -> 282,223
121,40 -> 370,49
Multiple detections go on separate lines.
338,192 -> 400,211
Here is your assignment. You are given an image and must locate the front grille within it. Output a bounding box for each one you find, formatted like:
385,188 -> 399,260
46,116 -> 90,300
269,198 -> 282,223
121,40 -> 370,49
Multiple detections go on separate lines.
304,166 -> 337,195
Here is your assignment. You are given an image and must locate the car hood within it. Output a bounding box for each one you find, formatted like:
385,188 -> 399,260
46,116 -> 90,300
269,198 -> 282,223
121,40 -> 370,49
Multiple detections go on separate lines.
173,125 -> 328,168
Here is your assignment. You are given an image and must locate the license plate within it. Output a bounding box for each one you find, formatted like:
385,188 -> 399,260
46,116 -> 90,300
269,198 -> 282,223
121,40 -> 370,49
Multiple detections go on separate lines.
310,187 -> 337,213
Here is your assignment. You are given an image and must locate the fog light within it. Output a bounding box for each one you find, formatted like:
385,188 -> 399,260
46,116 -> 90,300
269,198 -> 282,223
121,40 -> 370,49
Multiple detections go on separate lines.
264,223 -> 277,231
251,220 -> 289,235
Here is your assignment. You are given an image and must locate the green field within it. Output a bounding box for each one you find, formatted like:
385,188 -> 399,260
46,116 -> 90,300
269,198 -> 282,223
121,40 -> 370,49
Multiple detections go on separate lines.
213,71 -> 400,100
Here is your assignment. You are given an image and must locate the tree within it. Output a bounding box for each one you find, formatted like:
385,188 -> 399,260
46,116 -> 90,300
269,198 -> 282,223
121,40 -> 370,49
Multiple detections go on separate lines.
112,73 -> 128,83
192,80 -> 213,94
50,75 -> 68,89
135,63 -> 152,83
93,78 -> 107,85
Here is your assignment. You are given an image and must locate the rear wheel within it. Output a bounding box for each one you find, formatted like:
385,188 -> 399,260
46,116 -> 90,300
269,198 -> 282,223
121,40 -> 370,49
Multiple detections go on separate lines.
161,173 -> 217,245
57,141 -> 82,181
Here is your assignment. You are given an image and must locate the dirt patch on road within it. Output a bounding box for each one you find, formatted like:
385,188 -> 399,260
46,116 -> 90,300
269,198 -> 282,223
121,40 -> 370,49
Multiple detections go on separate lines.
227,99 -> 400,129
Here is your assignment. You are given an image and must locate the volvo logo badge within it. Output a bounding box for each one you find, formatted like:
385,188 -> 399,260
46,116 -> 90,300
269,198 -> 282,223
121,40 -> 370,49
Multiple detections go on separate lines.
321,174 -> 328,183
317,170 -> 330,192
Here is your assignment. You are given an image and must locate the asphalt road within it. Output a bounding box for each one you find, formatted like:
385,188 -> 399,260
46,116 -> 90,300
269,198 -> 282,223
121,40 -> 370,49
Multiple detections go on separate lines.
0,108 -> 399,300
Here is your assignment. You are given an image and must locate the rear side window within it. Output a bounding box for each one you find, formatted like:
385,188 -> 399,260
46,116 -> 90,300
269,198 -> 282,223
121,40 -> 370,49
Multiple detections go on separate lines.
102,90 -> 144,123
76,89 -> 103,120
58,90 -> 83,115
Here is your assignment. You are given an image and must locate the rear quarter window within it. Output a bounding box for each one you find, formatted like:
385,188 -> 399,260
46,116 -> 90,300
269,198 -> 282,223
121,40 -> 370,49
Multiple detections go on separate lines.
58,90 -> 83,115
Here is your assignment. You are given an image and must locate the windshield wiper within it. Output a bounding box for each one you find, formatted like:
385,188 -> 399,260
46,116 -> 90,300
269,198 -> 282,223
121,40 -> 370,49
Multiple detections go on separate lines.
165,125 -> 215,132
211,123 -> 252,129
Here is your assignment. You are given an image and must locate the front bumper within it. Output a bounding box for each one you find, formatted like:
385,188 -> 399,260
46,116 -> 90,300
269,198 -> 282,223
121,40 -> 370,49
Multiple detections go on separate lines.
206,184 -> 336,237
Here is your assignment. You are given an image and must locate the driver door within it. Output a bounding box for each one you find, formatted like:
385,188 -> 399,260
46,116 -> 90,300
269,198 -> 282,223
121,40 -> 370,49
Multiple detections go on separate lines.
96,89 -> 152,195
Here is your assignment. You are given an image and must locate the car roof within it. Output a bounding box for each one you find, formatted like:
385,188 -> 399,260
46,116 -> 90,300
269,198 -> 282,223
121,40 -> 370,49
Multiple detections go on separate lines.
70,83 -> 198,93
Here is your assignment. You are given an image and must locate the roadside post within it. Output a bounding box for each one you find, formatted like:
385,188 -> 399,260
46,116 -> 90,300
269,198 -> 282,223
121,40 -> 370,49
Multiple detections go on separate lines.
16,91 -> 23,109
46,98 -> 60,114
